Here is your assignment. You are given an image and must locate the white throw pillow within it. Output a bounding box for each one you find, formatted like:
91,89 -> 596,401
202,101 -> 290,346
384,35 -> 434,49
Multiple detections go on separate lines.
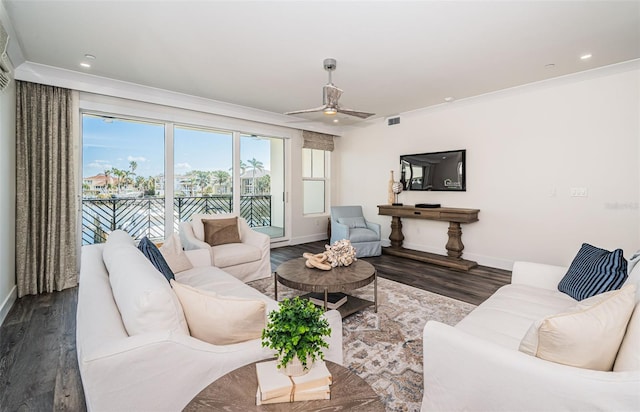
518,284 -> 636,371
171,280 -> 266,345
159,233 -> 193,273
613,302 -> 640,371
104,233 -> 189,336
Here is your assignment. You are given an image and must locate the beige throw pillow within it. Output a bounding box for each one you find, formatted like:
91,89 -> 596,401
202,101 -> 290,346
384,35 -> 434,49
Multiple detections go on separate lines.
203,217 -> 241,246
159,233 -> 193,273
519,284 -> 636,371
170,280 -> 266,345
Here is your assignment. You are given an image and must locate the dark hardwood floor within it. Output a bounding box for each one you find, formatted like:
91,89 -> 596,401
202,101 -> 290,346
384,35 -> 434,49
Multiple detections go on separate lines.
1,242 -> 511,411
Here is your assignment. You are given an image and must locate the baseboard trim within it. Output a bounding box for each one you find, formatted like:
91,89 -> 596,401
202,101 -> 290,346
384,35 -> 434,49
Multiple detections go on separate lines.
0,285 -> 17,326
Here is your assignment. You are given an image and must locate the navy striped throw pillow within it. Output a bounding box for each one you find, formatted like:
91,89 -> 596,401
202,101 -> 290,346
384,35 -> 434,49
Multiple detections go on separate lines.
558,243 -> 627,301
138,236 -> 175,282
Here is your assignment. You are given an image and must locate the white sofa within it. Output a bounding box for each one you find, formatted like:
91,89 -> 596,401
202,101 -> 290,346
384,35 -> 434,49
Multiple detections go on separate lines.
76,231 -> 343,412
422,259 -> 640,411
180,213 -> 271,282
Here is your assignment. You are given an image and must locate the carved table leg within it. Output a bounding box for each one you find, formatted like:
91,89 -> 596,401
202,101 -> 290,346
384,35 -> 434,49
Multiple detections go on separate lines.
446,222 -> 464,259
389,216 -> 404,248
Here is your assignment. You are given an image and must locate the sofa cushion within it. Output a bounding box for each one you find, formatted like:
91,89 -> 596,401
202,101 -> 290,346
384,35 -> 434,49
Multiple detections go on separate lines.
138,236 -> 174,282
519,284 -> 636,371
171,280 -> 266,345
159,233 -> 193,274
212,243 -> 261,268
338,216 -> 367,229
104,232 -> 189,336
455,284 -> 576,350
203,217 -> 241,246
557,243 -> 627,301
614,302 -> 640,371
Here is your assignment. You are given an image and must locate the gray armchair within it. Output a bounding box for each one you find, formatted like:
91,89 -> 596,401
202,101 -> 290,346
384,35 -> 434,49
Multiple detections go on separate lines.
330,206 -> 382,258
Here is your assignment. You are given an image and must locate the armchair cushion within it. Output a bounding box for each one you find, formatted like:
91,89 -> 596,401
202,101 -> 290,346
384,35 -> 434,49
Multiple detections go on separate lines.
519,284 -> 636,371
337,216 -> 367,229
203,217 -> 241,246
557,243 -> 627,300
349,228 -> 381,243
212,243 -> 262,268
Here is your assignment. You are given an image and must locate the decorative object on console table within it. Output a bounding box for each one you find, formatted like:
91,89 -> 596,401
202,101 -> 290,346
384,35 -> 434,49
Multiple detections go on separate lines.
388,170 -> 396,204
392,180 -> 403,206
377,204 -> 480,271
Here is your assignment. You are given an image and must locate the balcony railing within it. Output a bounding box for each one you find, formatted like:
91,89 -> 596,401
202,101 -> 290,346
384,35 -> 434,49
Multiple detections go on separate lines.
82,195 -> 272,245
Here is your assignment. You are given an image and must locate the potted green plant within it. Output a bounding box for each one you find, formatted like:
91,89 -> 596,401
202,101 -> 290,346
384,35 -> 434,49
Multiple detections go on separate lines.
261,296 -> 332,376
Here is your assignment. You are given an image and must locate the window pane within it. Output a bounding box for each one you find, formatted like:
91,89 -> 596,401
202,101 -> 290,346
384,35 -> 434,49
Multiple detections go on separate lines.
303,180 -> 325,214
82,114 -> 165,244
174,126 -> 233,227
302,148 -> 312,178
312,149 -> 325,178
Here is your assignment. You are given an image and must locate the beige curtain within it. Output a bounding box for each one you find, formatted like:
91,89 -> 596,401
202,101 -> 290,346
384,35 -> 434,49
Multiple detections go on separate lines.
302,130 -> 335,151
16,80 -> 77,297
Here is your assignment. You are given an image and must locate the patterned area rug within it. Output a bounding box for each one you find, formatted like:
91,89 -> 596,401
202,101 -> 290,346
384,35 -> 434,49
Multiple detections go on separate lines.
248,276 -> 476,411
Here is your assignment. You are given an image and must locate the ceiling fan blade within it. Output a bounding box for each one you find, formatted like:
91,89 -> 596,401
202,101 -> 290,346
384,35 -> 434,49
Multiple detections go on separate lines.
284,106 -> 327,115
336,108 -> 375,119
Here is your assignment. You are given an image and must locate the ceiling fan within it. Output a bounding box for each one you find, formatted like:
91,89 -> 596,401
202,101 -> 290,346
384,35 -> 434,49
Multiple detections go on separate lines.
285,58 -> 375,119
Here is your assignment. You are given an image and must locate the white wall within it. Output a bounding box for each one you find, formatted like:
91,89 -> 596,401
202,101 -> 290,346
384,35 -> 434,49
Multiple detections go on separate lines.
333,62 -> 640,269
0,78 -> 16,324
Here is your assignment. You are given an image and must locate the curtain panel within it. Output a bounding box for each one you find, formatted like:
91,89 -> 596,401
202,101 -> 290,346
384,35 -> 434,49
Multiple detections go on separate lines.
16,80 -> 77,297
302,130 -> 335,151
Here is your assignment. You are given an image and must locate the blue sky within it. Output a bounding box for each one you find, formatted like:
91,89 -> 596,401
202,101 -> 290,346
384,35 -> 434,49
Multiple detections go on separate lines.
82,115 -> 272,179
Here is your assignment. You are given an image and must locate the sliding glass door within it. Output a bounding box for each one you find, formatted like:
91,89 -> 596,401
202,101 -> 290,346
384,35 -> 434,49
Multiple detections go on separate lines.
81,113 -> 287,244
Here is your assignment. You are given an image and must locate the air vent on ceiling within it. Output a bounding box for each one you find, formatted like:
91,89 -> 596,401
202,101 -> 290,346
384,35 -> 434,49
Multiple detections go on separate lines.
387,116 -> 400,126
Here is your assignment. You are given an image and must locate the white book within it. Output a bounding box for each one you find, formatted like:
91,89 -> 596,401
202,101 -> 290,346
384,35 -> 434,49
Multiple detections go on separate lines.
256,385 -> 331,405
255,360 -> 332,401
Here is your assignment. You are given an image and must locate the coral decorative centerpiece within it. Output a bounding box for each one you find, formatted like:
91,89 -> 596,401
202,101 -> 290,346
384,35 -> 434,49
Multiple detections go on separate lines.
302,239 -> 357,270
324,239 -> 357,267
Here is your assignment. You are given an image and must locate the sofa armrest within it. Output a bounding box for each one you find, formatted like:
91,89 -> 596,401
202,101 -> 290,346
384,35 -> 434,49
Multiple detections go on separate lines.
237,218 -> 270,250
179,221 -> 211,251
422,321 -> 640,412
511,261 -> 568,290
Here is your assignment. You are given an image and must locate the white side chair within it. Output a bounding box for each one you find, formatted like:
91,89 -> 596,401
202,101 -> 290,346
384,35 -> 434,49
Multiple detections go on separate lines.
179,213 -> 271,282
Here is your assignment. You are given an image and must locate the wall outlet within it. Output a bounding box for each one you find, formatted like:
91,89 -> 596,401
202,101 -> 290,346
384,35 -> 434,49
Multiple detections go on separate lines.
569,187 -> 588,197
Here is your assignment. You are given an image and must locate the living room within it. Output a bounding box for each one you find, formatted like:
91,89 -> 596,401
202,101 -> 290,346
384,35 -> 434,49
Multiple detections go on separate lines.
0,1 -> 638,411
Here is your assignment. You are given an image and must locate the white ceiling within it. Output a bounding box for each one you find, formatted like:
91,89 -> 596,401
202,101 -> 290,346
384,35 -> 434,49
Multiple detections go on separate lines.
3,1 -> 640,128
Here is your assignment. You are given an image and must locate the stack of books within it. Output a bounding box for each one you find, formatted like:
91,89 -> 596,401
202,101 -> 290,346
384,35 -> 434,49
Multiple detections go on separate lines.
255,360 -> 333,405
308,292 -> 348,310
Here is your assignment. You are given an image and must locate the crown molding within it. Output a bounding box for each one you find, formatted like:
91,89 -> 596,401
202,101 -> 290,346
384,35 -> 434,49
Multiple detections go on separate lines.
14,61 -> 343,136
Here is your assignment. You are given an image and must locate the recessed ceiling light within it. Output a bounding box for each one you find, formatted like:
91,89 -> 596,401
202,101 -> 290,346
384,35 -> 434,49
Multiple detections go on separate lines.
80,62 -> 91,68
545,63 -> 556,69
444,97 -> 455,102
333,119 -> 339,123
580,54 -> 592,60
84,54 -> 96,60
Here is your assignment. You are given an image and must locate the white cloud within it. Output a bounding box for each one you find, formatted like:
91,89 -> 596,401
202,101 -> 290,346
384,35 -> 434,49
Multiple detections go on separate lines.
88,160 -> 112,170
127,156 -> 147,162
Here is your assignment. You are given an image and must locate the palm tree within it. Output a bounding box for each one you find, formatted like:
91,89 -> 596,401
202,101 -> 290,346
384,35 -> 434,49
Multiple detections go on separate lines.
246,158 -> 264,195
212,170 -> 230,194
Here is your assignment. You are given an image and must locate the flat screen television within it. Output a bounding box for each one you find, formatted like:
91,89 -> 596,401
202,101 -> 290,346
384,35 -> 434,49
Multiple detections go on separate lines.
400,149 -> 466,191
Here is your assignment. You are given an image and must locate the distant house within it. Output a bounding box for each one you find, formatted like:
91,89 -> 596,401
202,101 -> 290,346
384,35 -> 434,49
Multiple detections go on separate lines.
240,168 -> 270,195
83,173 -> 119,197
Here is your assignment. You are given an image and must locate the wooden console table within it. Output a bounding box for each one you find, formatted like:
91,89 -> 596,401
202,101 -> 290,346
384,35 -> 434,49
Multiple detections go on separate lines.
377,205 -> 480,271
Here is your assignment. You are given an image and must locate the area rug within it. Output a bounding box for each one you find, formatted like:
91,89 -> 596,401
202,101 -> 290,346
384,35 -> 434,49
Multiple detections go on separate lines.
248,276 -> 476,411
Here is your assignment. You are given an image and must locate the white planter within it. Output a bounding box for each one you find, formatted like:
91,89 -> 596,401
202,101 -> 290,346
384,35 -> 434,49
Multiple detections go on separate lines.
281,355 -> 314,377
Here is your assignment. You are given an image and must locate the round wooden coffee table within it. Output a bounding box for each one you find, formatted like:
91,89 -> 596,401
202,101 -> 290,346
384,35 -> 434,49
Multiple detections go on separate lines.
183,360 -> 384,411
274,258 -> 377,318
